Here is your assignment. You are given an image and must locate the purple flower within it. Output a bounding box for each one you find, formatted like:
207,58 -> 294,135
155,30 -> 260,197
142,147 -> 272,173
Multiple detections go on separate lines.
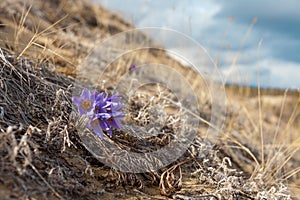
90,119 -> 105,140
72,89 -> 125,140
93,93 -> 125,137
129,64 -> 137,71
72,88 -> 96,116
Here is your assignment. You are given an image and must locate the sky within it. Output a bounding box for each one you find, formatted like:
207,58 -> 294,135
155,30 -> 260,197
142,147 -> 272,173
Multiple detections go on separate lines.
94,0 -> 300,89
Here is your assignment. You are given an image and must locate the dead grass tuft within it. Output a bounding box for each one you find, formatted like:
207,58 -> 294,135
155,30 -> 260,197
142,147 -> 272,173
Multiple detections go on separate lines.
0,0 -> 299,199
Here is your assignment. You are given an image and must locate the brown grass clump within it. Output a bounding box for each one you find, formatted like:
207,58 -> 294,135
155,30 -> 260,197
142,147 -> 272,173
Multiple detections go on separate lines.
0,0 -> 300,199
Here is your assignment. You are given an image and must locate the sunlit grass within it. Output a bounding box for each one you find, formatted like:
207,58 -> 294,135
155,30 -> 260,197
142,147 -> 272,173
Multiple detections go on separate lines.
0,0 -> 299,199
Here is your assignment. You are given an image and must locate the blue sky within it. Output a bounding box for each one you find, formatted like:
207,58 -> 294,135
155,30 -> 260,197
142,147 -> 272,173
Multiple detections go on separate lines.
94,0 -> 300,89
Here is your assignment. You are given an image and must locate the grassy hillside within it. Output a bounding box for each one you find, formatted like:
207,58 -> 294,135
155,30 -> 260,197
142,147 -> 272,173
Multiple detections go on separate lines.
0,0 -> 299,199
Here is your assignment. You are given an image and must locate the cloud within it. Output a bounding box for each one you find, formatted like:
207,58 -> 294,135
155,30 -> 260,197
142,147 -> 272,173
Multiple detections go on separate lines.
98,0 -> 220,34
221,58 -> 300,89
215,0 -> 300,26
214,0 -> 300,63
96,0 -> 300,89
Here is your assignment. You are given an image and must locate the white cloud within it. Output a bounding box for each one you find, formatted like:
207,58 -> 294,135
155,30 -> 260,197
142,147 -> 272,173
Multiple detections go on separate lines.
96,0 -> 300,89
221,58 -> 300,89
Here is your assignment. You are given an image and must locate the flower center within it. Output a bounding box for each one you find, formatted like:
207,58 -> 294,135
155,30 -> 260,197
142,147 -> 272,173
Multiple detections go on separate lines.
107,117 -> 113,122
81,100 -> 92,110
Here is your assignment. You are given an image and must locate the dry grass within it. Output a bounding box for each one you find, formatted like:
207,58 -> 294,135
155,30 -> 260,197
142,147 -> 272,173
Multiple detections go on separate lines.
0,0 -> 299,199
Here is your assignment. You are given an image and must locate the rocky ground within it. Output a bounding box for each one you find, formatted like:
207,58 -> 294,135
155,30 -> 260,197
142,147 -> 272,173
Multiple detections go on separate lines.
0,0 -> 299,199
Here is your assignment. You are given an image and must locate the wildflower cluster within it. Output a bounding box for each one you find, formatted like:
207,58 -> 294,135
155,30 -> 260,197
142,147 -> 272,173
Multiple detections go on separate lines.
72,88 -> 125,139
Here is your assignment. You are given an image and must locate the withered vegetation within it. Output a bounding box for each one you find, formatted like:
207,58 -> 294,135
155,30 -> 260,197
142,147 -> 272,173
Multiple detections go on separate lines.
0,0 -> 299,199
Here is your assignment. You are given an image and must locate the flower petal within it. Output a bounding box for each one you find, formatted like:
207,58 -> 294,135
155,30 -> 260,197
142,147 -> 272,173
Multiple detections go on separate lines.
91,119 -> 104,140
95,113 -> 111,120
109,118 -> 123,129
72,96 -> 81,105
99,120 -> 110,131
111,104 -> 123,112
82,88 -> 89,98
96,92 -> 105,102
108,94 -> 121,102
112,111 -> 125,118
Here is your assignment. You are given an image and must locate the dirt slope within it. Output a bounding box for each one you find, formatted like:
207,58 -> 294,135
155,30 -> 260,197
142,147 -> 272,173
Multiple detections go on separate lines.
0,0 -> 299,199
